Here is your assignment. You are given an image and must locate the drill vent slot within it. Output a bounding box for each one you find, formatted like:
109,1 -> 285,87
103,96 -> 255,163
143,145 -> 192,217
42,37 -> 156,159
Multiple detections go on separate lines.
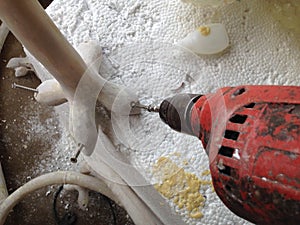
219,165 -> 231,176
288,105 -> 300,114
225,185 -> 232,192
224,130 -> 240,140
229,114 -> 247,124
233,88 -> 246,96
244,103 -> 255,108
219,146 -> 234,157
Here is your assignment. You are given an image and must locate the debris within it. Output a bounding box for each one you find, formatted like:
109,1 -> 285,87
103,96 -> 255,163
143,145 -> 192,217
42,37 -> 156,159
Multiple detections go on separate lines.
34,79 -> 67,106
6,56 -> 34,77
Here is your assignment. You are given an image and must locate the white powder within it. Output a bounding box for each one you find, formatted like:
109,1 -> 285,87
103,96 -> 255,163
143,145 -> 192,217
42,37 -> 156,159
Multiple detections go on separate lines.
19,100 -> 77,178
25,0 -> 300,224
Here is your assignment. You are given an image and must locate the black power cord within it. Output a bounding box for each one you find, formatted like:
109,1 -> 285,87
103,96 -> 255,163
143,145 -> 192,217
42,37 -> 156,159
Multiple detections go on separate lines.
53,186 -> 118,225
53,185 -> 77,225
102,195 -> 117,225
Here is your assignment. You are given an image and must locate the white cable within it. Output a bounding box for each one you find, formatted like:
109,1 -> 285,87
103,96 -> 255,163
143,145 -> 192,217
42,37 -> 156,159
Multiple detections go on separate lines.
0,171 -> 118,225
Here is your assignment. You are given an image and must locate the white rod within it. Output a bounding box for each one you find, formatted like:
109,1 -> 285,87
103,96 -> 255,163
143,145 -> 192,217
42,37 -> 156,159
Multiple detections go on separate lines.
0,163 -> 8,203
0,22 -> 9,53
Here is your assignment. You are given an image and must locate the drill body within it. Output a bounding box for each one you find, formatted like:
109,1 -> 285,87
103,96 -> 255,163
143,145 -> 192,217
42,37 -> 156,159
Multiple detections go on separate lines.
159,85 -> 300,225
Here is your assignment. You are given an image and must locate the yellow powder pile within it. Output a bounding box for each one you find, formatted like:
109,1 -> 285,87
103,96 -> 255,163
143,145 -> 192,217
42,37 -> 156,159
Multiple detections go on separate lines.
198,26 -> 211,36
153,157 -> 211,219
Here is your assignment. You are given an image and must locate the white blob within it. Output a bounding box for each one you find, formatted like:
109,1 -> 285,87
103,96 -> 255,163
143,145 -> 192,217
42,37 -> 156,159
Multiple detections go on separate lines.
6,56 -> 32,69
34,79 -> 67,106
14,66 -> 31,77
233,149 -> 240,160
7,56 -> 34,77
177,23 -> 229,55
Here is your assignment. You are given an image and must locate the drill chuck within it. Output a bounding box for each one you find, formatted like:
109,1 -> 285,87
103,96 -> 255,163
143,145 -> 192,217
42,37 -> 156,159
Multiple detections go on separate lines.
159,93 -> 202,135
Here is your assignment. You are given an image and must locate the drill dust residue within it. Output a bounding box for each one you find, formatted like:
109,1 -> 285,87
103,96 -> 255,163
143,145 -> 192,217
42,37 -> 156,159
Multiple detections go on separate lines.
198,26 -> 211,36
153,156 -> 211,219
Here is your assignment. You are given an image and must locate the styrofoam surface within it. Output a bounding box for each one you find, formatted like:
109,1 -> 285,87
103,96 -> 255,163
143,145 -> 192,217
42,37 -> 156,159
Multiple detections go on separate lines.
26,0 -> 300,224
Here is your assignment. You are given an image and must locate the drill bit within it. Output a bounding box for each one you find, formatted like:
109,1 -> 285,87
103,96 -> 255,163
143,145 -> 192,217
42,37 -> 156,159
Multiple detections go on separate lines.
130,101 -> 159,113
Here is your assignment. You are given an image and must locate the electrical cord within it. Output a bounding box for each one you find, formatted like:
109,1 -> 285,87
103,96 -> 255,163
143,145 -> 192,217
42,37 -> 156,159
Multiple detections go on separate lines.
0,171 -> 119,225
53,185 -> 77,225
53,186 -> 117,225
102,195 -> 117,225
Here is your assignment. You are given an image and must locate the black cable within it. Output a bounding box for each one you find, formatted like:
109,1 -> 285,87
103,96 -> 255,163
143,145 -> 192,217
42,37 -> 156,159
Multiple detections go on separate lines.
53,185 -> 64,224
53,185 -> 77,225
53,186 -> 116,225
102,195 -> 117,225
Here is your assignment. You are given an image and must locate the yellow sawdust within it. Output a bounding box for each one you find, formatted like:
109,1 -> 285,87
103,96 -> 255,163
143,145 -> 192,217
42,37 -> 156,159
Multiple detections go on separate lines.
153,156 -> 211,219
198,26 -> 211,36
201,169 -> 211,176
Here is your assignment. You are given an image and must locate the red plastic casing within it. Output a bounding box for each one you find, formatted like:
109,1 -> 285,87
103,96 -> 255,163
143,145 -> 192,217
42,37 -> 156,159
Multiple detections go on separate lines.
190,85 -> 300,225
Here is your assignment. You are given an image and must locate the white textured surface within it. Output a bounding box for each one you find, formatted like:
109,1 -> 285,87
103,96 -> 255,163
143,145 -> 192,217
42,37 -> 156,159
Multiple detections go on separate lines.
27,0 -> 300,224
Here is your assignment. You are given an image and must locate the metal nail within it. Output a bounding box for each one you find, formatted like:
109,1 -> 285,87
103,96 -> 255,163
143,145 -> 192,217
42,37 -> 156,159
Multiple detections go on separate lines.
70,143 -> 85,163
12,83 -> 38,93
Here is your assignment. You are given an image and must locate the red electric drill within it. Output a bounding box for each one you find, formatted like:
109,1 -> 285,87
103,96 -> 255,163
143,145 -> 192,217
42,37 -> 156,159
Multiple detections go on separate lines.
134,85 -> 300,225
